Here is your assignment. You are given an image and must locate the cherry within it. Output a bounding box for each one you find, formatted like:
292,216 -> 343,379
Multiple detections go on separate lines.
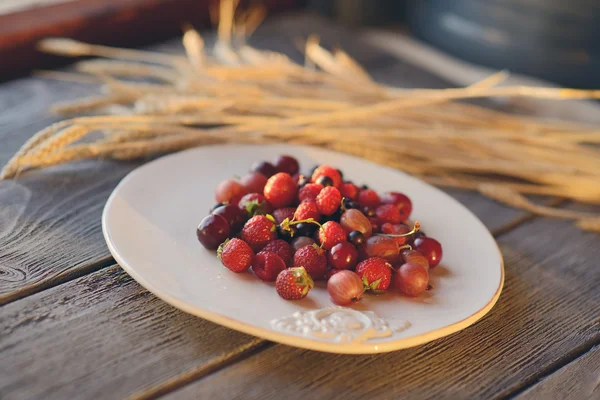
250,161 -> 277,177
274,155 -> 299,175
212,204 -> 246,233
328,242 -> 358,270
414,237 -> 443,268
197,214 -> 230,250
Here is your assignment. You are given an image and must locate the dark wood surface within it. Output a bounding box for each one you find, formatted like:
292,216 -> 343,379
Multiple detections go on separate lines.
0,13 -> 598,400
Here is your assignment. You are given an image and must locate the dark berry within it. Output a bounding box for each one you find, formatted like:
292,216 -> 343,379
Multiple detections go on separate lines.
251,161 -> 277,177
297,175 -> 309,188
316,175 -> 334,187
276,224 -> 295,241
309,165 -> 319,176
322,209 -> 342,223
210,203 -> 225,212
295,222 -> 316,237
348,230 -> 365,247
212,204 -> 247,233
363,206 -> 376,218
361,184 -> 369,190
274,155 -> 300,175
342,198 -> 359,210
413,231 -> 427,240
337,169 -> 344,179
197,214 -> 230,250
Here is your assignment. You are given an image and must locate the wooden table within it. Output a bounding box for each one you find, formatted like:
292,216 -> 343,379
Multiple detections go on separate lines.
1,14 -> 599,400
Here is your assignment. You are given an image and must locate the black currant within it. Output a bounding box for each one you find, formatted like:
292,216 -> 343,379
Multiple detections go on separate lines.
348,230 -> 365,247
316,176 -> 334,187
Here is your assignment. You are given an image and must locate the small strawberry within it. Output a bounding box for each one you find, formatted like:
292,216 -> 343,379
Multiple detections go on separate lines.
355,257 -> 393,291
311,165 -> 342,189
241,215 -> 277,252
275,266 -> 314,300
318,221 -> 346,251
380,223 -> 411,246
264,172 -> 297,208
294,199 -> 321,221
294,243 -> 328,280
272,207 -> 296,225
358,189 -> 381,208
252,251 -> 287,281
262,239 -> 293,266
298,183 -> 323,203
340,183 -> 359,200
217,238 -> 254,272
316,186 -> 342,216
238,193 -> 274,217
376,204 -> 402,224
381,192 -> 412,220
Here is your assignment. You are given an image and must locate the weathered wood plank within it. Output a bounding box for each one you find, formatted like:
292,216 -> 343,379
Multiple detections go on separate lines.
516,346 -> 600,400
0,193 -> 535,400
0,265 -> 265,400
163,213 -> 600,400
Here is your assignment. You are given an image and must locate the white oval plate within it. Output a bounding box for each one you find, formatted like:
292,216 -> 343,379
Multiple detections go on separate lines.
103,144 -> 503,354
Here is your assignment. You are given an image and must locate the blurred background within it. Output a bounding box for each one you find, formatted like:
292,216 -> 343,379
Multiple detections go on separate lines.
1,0 -> 599,87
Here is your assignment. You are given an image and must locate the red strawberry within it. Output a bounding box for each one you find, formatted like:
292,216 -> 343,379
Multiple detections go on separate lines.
376,204 -> 402,225
340,183 -> 359,200
316,186 -> 342,216
215,179 -> 248,204
298,183 -> 324,203
293,243 -> 328,280
318,221 -> 346,251
355,257 -> 393,291
294,199 -> 321,221
358,189 -> 381,208
272,207 -> 296,225
264,172 -> 297,208
252,251 -> 286,281
262,239 -> 293,266
311,165 -> 342,189
241,215 -> 277,252
217,238 -> 254,272
238,193 -> 274,217
275,266 -> 314,300
241,172 -> 268,194
381,192 -> 412,220
380,223 -> 411,246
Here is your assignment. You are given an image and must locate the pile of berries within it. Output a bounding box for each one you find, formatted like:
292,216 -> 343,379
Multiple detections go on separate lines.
197,155 -> 443,305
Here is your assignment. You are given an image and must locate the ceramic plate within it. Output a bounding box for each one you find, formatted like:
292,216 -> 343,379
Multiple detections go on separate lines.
102,144 -> 504,354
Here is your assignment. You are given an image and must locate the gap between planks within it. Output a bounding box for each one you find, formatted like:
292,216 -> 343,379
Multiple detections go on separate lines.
127,197 -> 569,400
